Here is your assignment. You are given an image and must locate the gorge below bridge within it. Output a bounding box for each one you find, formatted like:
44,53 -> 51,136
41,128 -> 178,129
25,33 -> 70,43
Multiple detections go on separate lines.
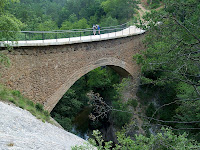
0,25 -> 145,111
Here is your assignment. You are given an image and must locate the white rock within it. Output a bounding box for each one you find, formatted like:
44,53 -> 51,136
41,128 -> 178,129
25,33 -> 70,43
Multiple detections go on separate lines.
0,101 -> 87,150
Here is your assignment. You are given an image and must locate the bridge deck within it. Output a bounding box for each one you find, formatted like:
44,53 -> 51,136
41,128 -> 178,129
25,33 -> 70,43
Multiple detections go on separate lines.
0,26 -> 145,47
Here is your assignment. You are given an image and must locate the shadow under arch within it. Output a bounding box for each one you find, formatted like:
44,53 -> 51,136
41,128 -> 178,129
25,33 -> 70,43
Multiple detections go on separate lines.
44,57 -> 134,111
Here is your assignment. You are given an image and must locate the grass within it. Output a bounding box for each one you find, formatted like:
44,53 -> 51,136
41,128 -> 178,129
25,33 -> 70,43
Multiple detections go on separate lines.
0,84 -> 50,123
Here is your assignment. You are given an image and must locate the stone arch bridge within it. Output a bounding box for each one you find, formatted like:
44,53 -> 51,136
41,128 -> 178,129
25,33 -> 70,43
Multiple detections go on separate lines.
0,26 -> 145,111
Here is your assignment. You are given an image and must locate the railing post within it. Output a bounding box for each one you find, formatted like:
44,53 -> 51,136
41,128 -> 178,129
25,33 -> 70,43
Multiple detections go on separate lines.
80,32 -> 81,40
42,33 -> 44,43
56,33 -> 57,42
29,33 -> 30,40
69,32 -> 70,41
25,33 -> 27,42
115,29 -> 116,37
90,31 -> 92,40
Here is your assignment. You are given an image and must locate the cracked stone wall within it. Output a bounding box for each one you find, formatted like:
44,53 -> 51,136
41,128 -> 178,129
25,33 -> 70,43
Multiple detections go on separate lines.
0,33 -> 145,111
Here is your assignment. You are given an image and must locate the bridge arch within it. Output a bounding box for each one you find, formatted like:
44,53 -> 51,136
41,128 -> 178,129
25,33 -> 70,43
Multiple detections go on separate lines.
44,57 -> 133,111
0,31 -> 145,112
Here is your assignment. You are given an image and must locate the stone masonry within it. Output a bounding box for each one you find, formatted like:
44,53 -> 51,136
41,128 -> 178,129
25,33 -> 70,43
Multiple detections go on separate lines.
0,33 -> 145,111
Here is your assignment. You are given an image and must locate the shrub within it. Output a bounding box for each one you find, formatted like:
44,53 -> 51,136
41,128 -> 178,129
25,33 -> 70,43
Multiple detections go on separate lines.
145,103 -> 156,117
8,97 -> 15,103
0,89 -> 8,99
18,99 -> 25,109
44,110 -> 50,117
28,108 -> 36,116
27,99 -> 34,107
111,101 -> 132,128
128,99 -> 138,109
11,90 -> 21,97
35,103 -> 44,112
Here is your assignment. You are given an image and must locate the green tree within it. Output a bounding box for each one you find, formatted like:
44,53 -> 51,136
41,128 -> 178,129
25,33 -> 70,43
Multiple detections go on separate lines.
72,128 -> 200,150
73,18 -> 90,29
37,19 -> 58,31
0,0 -> 23,40
101,0 -> 139,22
60,21 -> 74,30
0,0 -> 23,67
111,100 -> 131,128
100,15 -> 118,27
0,0 -> 19,13
135,0 -> 200,141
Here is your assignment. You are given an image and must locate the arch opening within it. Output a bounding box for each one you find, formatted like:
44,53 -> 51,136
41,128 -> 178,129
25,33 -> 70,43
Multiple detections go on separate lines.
44,57 -> 134,112
50,64 -> 132,140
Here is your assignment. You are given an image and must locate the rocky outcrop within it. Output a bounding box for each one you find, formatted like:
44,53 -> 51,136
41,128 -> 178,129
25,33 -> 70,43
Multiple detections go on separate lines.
0,101 -> 87,150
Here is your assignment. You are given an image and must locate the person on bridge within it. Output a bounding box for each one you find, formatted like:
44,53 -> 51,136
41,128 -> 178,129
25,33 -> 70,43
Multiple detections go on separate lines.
96,24 -> 100,35
93,24 -> 96,35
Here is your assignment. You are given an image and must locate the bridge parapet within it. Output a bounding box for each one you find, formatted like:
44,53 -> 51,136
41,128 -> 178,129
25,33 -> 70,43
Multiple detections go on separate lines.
0,24 -> 145,47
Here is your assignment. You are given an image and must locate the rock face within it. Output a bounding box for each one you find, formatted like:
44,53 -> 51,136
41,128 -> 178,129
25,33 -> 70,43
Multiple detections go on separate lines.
0,101 -> 86,150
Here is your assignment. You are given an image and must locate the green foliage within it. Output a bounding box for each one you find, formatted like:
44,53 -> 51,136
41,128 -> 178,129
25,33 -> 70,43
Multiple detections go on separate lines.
35,103 -> 44,112
72,128 -> 200,150
51,67 -> 121,132
51,89 -> 84,131
145,102 -> 156,117
61,18 -> 90,30
0,84 -> 50,123
111,100 -> 132,128
54,113 -> 73,131
87,67 -> 120,101
134,0 -> 200,141
11,90 -> 21,97
6,0 -> 137,33
0,14 -> 23,39
0,53 -> 10,67
147,0 -> 163,9
101,0 -> 139,22
100,15 -> 118,27
127,98 -> 138,109
0,0 -> 19,13
113,78 -> 130,97
37,19 -> 58,31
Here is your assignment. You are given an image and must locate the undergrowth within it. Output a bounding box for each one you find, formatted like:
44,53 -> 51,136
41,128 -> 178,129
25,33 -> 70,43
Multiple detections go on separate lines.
0,84 -> 50,123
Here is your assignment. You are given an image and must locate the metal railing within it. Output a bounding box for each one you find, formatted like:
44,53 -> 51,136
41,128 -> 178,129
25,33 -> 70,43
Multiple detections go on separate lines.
0,21 -> 139,42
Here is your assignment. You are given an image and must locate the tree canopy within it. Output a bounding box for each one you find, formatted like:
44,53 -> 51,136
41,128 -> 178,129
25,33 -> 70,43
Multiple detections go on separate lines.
135,0 -> 200,141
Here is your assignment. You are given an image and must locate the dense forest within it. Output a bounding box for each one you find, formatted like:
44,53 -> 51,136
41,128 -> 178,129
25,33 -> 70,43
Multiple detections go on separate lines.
3,0 -> 138,31
0,0 -> 200,149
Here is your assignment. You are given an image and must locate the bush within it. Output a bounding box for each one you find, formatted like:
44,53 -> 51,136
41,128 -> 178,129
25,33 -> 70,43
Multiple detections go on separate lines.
0,89 -> 8,100
8,97 -> 15,103
18,99 -> 25,109
44,110 -> 50,118
27,99 -> 34,107
35,103 -> 44,112
72,128 -> 200,150
145,103 -> 156,117
111,101 -> 132,128
0,84 -> 51,123
128,99 -> 138,109
11,90 -> 21,97
28,108 -> 36,116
